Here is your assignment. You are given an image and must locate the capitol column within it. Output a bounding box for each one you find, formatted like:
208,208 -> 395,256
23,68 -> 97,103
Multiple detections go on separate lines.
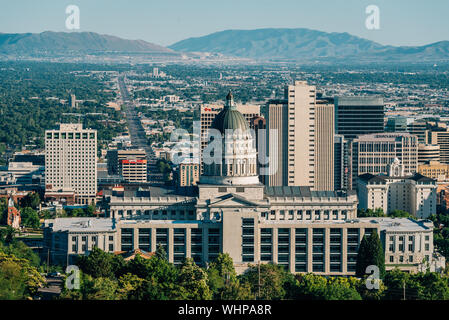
168,227 -> 174,263
272,227 -> 278,264
186,227 -> 191,258
290,228 -> 295,274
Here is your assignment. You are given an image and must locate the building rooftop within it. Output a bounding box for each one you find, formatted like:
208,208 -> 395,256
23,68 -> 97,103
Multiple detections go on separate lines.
44,217 -> 115,232
264,186 -> 356,198
359,217 -> 433,232
358,172 -> 435,184
336,96 -> 384,106
354,132 -> 415,142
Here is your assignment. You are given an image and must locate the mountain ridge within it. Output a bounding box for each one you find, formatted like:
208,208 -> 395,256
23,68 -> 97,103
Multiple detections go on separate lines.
169,28 -> 449,62
0,31 -> 173,55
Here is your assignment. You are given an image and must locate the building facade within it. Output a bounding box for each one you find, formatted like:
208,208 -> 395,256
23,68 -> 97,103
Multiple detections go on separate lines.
335,96 -> 385,140
314,98 -> 335,191
45,124 -> 97,205
334,134 -> 350,191
266,81 -> 316,188
357,159 -> 437,219
418,161 -> 449,182
352,133 -> 418,187
429,130 -> 449,164
418,144 -> 440,164
178,160 -> 200,187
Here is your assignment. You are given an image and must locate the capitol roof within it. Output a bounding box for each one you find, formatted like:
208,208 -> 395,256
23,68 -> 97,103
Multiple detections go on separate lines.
211,91 -> 249,134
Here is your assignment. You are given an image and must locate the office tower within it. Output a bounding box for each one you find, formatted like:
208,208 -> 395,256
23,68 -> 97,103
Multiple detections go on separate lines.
314,98 -> 334,191
266,81 -> 316,187
385,116 -> 408,132
12,152 -> 45,166
107,149 -> 147,176
418,144 -> 440,164
428,130 -> 449,164
352,133 -> 418,186
120,159 -> 147,183
407,120 -> 429,144
153,67 -> 159,77
250,116 -> 267,185
45,124 -> 97,205
69,94 -> 77,108
334,134 -> 350,191
178,160 -> 200,187
335,96 -> 384,140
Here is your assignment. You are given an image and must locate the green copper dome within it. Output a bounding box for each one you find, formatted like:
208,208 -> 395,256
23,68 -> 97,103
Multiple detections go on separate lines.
211,91 -> 249,133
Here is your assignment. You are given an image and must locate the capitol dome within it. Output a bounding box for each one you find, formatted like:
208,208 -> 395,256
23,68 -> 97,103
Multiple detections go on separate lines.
211,91 -> 250,134
200,91 -> 260,186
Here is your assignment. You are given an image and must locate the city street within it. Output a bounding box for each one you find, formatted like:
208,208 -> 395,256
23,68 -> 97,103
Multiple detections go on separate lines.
118,74 -> 159,181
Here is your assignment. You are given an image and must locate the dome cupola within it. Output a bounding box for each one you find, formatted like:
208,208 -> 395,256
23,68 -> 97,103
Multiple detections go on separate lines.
200,91 -> 260,186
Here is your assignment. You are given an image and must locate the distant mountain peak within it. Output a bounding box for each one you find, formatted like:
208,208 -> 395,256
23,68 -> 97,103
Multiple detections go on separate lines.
0,31 -> 173,55
169,28 -> 449,63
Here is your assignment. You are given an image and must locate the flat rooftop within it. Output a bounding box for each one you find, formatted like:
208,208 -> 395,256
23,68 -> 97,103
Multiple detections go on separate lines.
358,217 -> 433,232
45,217 -> 115,232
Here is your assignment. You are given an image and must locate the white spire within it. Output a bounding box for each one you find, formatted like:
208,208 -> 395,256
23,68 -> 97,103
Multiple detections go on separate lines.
8,197 -> 14,208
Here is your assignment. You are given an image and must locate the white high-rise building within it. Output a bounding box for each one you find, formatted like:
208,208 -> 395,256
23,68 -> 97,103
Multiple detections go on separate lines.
266,81 -> 316,187
45,124 -> 97,205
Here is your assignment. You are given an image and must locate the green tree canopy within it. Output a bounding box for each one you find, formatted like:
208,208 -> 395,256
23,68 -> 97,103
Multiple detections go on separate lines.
77,247 -> 115,279
20,207 -> 40,229
239,263 -> 296,300
356,231 -> 386,279
177,258 -> 212,300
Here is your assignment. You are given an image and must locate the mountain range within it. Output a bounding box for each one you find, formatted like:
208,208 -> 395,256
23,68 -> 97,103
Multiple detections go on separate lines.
169,28 -> 449,63
0,29 -> 448,63
0,31 -> 173,55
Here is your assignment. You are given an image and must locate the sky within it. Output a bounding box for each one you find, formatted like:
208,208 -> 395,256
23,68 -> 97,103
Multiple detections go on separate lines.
0,0 -> 448,47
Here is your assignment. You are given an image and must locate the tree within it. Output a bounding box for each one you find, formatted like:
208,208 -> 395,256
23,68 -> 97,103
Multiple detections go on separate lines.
177,258 -> 212,300
0,198 -> 7,224
358,208 -> 386,217
20,193 -> 40,209
0,226 -> 16,244
20,207 -> 40,229
0,252 -> 45,299
86,205 -> 96,216
0,259 -> 27,299
155,244 -> 167,261
117,273 -> 146,300
0,239 -> 40,267
355,231 -> 385,279
389,210 -> 412,218
294,274 -> 363,300
84,276 -> 119,300
77,247 -> 115,279
70,208 -> 85,217
207,253 -> 251,300
121,252 -> 179,300
239,263 -> 296,300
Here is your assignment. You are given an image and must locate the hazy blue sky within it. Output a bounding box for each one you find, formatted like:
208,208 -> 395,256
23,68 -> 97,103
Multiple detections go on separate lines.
0,0 -> 448,46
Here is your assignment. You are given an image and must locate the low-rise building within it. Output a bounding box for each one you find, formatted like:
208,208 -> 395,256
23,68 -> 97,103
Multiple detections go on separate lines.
357,159 -> 437,219
418,161 -> 449,182
42,217 -> 117,265
359,217 -> 445,273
